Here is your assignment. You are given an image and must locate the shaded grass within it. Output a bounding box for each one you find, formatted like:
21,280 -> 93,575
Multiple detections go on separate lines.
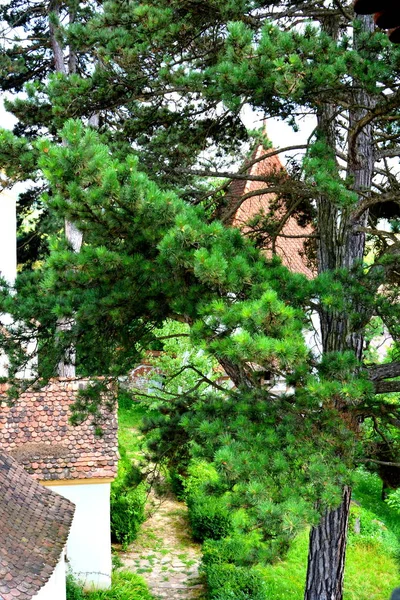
260,526 -> 399,600
353,468 -> 400,540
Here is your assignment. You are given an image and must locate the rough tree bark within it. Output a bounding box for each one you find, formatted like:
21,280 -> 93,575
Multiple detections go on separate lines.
304,14 -> 375,600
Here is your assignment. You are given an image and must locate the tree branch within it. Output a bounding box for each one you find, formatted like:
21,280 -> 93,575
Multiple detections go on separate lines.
368,361 -> 400,381
374,380 -> 400,394
360,457 -> 400,468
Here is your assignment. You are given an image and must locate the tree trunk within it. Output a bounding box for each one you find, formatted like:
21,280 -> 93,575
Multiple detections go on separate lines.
305,14 -> 375,600
49,1 -> 83,377
305,487 -> 352,600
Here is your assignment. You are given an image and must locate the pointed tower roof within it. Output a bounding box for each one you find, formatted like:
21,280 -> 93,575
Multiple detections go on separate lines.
226,143 -> 314,278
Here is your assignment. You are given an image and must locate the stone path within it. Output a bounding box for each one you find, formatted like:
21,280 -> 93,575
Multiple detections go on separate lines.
118,493 -> 205,600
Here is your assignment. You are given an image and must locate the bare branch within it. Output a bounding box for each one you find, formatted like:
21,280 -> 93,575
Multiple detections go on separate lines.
374,380 -> 400,394
352,193 -> 400,220
360,458 -> 400,468
368,361 -> 400,381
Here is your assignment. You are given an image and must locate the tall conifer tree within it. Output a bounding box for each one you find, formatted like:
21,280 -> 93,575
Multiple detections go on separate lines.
2,2 -> 400,599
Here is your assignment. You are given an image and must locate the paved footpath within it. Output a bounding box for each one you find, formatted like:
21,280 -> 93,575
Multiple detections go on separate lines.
119,494 -> 205,600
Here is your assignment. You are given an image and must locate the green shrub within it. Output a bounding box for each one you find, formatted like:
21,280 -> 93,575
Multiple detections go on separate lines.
66,574 -> 85,600
386,488 -> 400,514
183,461 -> 220,498
111,481 -> 147,547
202,534 -> 262,567
188,493 -> 232,542
169,467 -> 186,500
110,445 -> 147,548
85,570 -> 153,600
204,563 -> 267,600
117,391 -> 134,411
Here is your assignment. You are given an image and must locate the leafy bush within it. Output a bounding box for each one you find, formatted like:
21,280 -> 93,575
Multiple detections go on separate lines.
66,574 -> 85,600
204,563 -> 267,600
386,488 -> 400,514
188,493 -> 232,542
111,480 -> 147,547
85,571 -> 153,599
202,534 -> 262,568
117,390 -> 134,411
110,445 -> 147,548
183,461 -> 220,498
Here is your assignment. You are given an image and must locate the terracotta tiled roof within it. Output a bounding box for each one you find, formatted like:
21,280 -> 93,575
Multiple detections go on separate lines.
227,144 -> 315,278
0,452 -> 74,600
0,379 -> 118,481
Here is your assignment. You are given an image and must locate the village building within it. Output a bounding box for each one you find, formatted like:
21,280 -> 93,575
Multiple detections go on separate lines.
0,191 -> 119,597
0,452 -> 74,600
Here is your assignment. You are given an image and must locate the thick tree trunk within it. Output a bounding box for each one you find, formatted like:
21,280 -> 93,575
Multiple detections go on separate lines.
305,14 -> 375,600
49,1 -> 83,377
305,487 -> 352,600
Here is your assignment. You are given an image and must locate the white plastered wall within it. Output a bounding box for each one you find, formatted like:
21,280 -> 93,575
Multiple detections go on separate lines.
32,550 -> 66,600
0,188 -> 36,378
0,189 -> 17,285
47,482 -> 112,589
0,189 -> 17,378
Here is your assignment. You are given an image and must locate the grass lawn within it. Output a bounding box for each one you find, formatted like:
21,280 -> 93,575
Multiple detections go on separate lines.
117,401 -> 150,460
261,469 -> 400,600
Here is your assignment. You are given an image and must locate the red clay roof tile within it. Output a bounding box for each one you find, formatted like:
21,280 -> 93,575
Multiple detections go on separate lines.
228,144 -> 314,278
0,379 -> 118,481
0,452 -> 75,600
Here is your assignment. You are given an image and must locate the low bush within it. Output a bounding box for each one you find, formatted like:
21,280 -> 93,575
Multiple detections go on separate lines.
110,445 -> 147,548
202,534 -> 262,568
117,390 -> 134,411
204,563 -> 267,600
68,571 -> 154,600
66,574 -> 85,600
187,493 -> 232,542
111,482 -> 147,547
183,461 -> 220,498
386,488 -> 400,514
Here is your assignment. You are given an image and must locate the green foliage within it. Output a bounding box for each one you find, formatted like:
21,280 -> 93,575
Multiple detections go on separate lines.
3,3 -> 400,596
203,563 -> 267,600
85,571 -> 153,600
66,574 -> 85,600
348,503 -> 400,559
187,493 -> 233,542
202,533 -> 266,568
352,468 -> 400,543
110,447 -> 147,548
386,489 -> 400,514
117,390 -> 134,411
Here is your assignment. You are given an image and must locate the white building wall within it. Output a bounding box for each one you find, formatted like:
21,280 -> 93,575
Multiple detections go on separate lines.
0,188 -> 36,378
33,551 -> 66,600
0,189 -> 17,285
0,190 -> 17,378
47,482 -> 112,589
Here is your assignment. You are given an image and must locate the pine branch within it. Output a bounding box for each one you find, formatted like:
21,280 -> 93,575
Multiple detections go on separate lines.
368,361 -> 400,381
374,380 -> 400,394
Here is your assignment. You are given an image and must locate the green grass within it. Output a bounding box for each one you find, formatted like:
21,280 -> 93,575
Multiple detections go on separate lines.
259,469 -> 400,600
118,403 -> 149,459
67,571 -> 154,600
353,468 -> 400,539
260,526 -> 399,600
